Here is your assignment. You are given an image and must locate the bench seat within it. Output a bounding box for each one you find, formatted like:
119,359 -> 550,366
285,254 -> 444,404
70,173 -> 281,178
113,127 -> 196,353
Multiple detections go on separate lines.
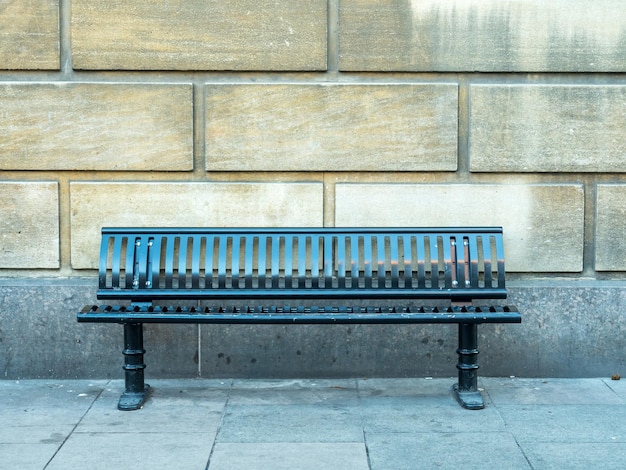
79,304 -> 520,324
77,226 -> 521,411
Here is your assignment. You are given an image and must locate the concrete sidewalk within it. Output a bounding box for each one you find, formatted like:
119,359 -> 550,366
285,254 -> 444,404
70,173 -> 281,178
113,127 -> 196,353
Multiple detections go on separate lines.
2,377 -> 626,469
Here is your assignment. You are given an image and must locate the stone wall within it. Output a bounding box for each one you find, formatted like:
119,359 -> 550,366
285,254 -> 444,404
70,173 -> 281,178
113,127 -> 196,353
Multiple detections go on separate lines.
1,0 -> 625,379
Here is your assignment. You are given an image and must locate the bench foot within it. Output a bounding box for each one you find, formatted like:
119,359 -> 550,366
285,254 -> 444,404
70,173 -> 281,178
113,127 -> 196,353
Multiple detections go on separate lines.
452,384 -> 485,410
118,384 -> 151,411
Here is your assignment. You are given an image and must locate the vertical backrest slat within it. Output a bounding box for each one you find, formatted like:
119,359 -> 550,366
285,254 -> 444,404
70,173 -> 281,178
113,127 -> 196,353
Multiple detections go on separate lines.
416,236 -> 426,289
284,235 -> 294,288
443,235 -> 453,289
363,236 -> 373,289
231,235 -> 241,289
204,235 -> 215,289
449,236 -> 458,289
99,234 -> 111,288
178,236 -> 188,289
191,236 -> 201,289
271,235 -> 280,288
218,236 -> 227,289
458,236 -> 469,289
258,235 -> 267,288
323,235 -> 333,288
135,236 -> 149,290
310,235 -> 320,289
468,235 -> 480,288
149,236 -> 162,289
429,236 -> 439,289
390,235 -> 399,289
337,235 -> 346,288
244,236 -> 253,289
297,235 -> 307,288
164,236 -> 175,289
125,236 -> 135,289
495,234 -> 506,288
376,235 -> 385,289
350,236 -> 358,289
482,235 -> 493,288
403,235 -> 413,289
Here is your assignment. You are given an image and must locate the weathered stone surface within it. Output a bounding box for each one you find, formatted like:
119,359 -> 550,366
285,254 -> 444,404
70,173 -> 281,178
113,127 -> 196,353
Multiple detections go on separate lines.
0,0 -> 59,70
70,182 -> 324,269
0,83 -> 192,171
334,183 -> 584,272
339,0 -> 626,72
0,182 -> 59,268
206,84 -> 458,171
469,85 -> 626,172
596,185 -> 626,271
72,0 -> 327,70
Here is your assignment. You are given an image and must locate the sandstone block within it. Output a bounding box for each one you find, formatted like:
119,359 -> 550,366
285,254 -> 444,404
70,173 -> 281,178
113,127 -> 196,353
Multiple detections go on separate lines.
0,182 -> 59,268
0,0 -> 59,70
469,85 -> 626,172
335,183 -> 584,272
72,0 -> 327,70
70,182 -> 324,269
206,84 -> 458,171
339,0 -> 626,72
596,185 -> 626,271
0,83 -> 192,171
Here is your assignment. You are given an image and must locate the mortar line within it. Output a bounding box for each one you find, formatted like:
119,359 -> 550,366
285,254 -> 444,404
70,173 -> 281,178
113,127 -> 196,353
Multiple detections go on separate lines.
59,0 -> 73,78
457,77 -> 471,179
43,384 -> 106,469
583,180 -> 597,275
327,0 -> 340,72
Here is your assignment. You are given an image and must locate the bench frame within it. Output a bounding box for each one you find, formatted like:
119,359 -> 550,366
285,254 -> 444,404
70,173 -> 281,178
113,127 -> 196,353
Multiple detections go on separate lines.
78,227 -> 521,410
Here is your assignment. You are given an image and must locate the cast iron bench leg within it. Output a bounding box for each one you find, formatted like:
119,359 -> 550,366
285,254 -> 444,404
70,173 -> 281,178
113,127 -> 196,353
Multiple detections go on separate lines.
118,323 -> 150,411
453,323 -> 484,410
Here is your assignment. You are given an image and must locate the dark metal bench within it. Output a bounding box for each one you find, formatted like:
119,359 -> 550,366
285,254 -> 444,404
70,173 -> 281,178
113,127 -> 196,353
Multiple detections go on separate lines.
77,227 -> 521,410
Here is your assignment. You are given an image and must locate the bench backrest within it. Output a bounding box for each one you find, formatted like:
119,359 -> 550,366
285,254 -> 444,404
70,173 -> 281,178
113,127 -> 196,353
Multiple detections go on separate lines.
97,227 -> 507,302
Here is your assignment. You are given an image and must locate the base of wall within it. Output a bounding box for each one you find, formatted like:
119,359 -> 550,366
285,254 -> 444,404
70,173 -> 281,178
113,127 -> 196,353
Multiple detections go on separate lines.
1,278 -> 625,380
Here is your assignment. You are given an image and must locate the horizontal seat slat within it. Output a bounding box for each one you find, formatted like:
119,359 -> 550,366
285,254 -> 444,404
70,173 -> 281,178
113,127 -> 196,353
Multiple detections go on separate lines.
78,304 -> 521,325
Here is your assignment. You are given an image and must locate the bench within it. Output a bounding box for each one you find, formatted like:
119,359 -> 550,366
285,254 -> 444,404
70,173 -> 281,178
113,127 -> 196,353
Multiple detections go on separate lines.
77,226 -> 521,411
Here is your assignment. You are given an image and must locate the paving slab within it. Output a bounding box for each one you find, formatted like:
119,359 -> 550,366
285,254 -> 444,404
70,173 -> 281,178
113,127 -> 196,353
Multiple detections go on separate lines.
365,432 -> 531,470
208,443 -> 369,470
228,378 -> 359,406
603,377 -> 626,399
0,443 -> 62,470
483,377 -> 625,405
498,404 -> 626,444
0,380 -> 104,425
77,379 -> 228,433
45,432 -> 215,470
217,403 -> 364,443
522,442 -> 626,470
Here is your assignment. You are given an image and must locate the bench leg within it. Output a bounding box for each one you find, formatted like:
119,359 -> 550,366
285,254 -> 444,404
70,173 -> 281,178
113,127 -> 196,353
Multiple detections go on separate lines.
452,323 -> 485,410
118,323 -> 150,411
